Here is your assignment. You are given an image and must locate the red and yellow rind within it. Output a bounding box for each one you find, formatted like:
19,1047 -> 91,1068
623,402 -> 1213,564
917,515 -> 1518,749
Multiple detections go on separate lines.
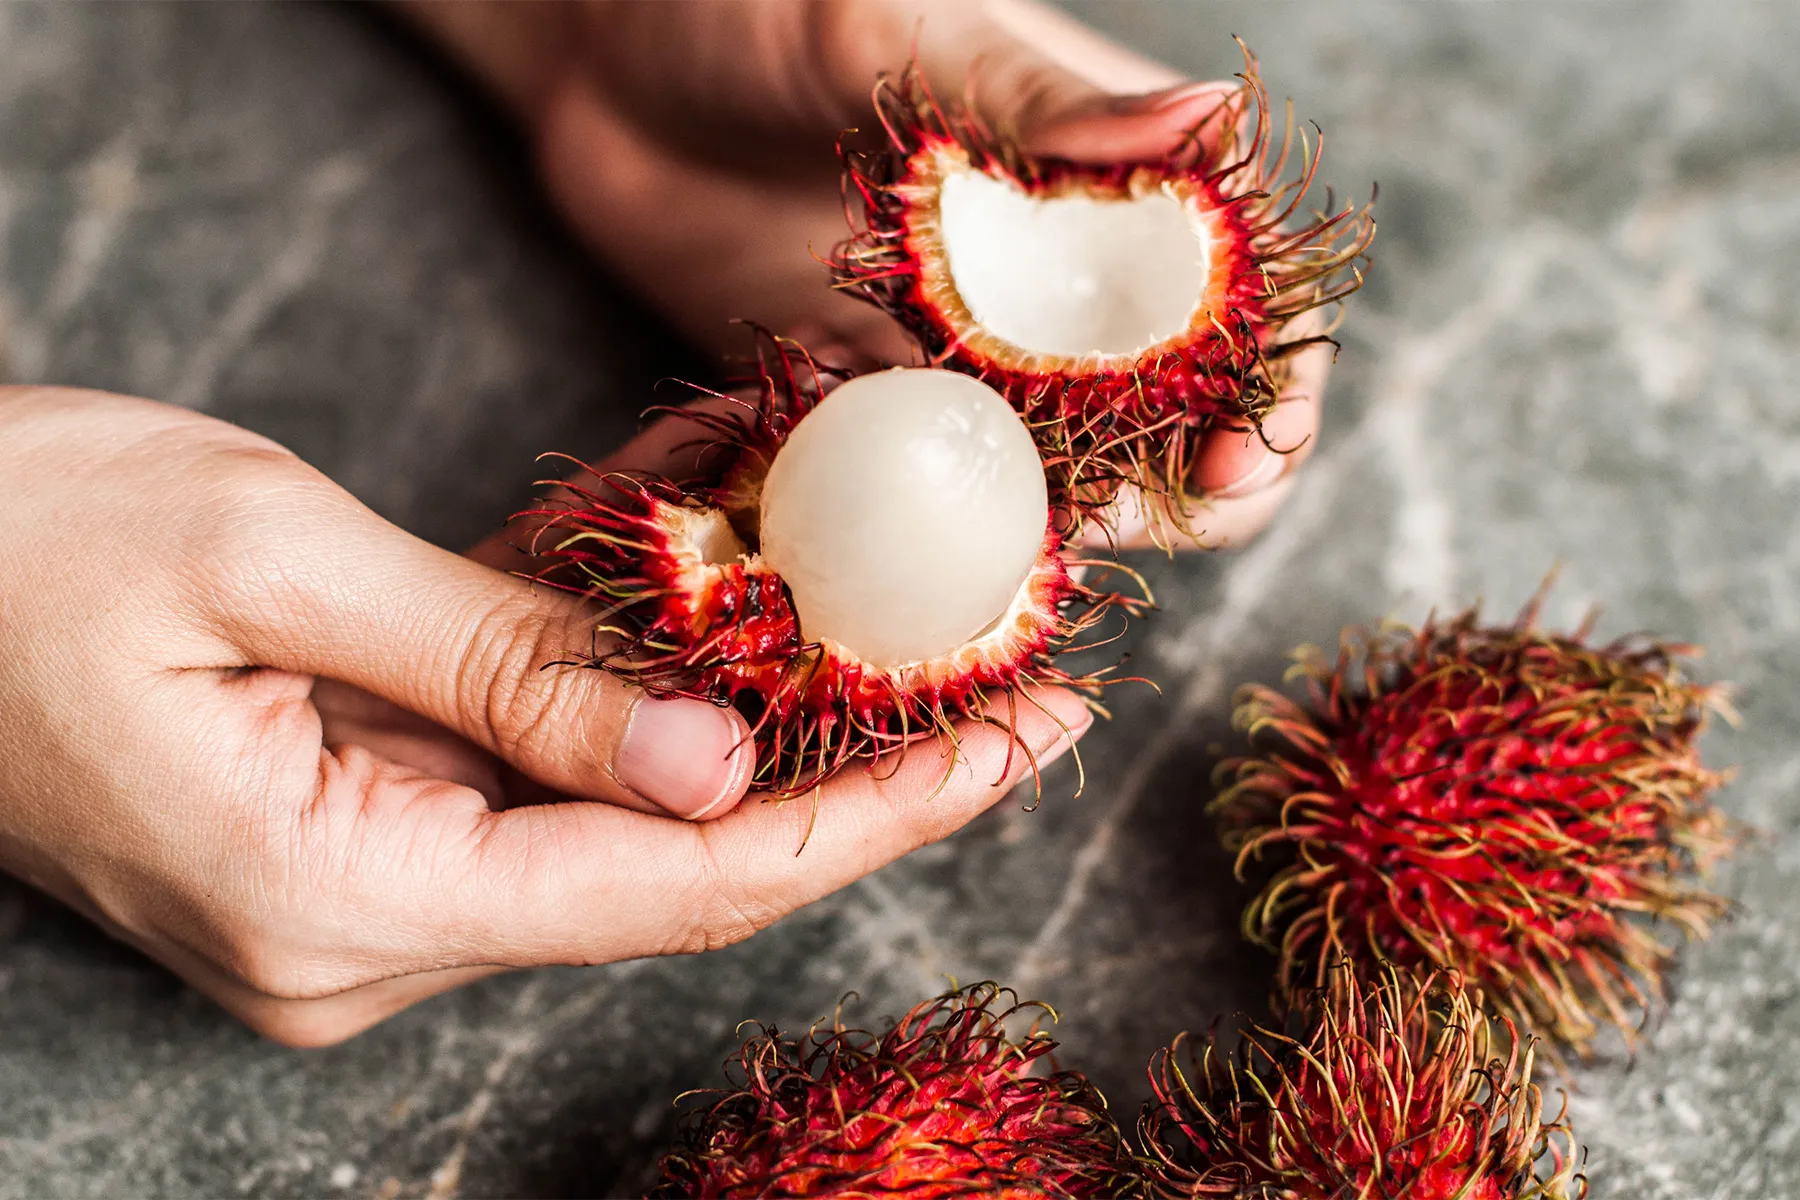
832,42 -> 1375,517
1212,594 -> 1737,1059
1138,964 -> 1587,1200
652,982 -> 1141,1199
518,339 -> 1150,799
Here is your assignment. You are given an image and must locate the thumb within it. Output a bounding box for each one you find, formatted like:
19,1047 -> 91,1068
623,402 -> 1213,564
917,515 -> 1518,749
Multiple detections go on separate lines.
211,485 -> 754,822
889,0 -> 1235,162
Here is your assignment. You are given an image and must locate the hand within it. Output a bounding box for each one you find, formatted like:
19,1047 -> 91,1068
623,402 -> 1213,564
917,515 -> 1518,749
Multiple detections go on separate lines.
397,0 -> 1328,550
0,388 -> 1088,1045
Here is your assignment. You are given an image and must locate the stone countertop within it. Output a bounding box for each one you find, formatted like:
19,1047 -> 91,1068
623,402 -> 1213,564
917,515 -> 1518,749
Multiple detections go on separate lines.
0,2 -> 1795,1196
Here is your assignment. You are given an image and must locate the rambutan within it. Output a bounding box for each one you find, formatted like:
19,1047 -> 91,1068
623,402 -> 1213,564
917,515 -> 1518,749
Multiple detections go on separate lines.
1211,593 -> 1737,1058
650,982 -> 1141,1199
518,335 -> 1148,798
831,42 -> 1374,530
1137,963 -> 1587,1200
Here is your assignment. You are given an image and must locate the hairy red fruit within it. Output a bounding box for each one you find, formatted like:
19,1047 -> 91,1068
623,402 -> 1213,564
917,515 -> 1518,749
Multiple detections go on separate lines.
1138,964 -> 1587,1200
1212,592 -> 1737,1058
831,41 -> 1374,533
516,336 -> 1149,800
650,982 -> 1142,1199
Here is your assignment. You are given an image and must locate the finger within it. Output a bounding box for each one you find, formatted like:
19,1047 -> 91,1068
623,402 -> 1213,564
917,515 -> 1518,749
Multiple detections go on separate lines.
204,477 -> 754,822
891,0 -> 1231,165
535,72 -> 911,361
1079,474 -> 1302,554
310,678 -> 593,816
465,391 -> 752,573
1072,424 -> 1311,554
1023,82 -> 1244,162
430,685 -> 1095,968
980,0 -> 1185,94
850,0 -> 1185,149
1074,299 -> 1333,553
217,965 -> 507,1049
388,1 -> 576,124
179,952 -> 504,1049
198,684 -> 1089,988
310,678 -> 510,805
893,3 -> 1299,553
783,322 -> 899,375
1191,349 -> 1327,497
10,840 -> 509,1048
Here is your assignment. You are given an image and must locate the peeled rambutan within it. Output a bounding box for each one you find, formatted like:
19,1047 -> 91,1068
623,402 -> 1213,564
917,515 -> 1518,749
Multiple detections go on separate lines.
649,982 -> 1141,1199
831,42 -> 1374,529
1137,963 -> 1587,1200
518,335 -> 1148,798
1211,593 -> 1737,1058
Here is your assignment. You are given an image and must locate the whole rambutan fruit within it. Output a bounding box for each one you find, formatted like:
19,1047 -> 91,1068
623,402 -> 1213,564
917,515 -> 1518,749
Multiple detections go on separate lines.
831,42 -> 1374,532
1211,592 -> 1737,1058
518,334 -> 1148,799
1137,963 -> 1587,1199
650,982 -> 1143,1199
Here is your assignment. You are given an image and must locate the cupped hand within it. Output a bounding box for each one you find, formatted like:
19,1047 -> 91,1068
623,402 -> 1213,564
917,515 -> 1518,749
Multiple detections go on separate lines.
0,388 -> 1087,1045
398,0 -> 1329,551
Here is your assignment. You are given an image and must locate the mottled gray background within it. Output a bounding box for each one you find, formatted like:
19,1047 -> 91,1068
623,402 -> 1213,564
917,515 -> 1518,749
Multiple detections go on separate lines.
0,2 -> 1793,1196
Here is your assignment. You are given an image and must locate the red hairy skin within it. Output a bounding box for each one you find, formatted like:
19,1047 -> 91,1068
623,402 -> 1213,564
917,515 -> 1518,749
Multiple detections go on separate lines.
1137,964 -> 1588,1200
1211,592 -> 1738,1060
650,982 -> 1143,1199
515,335 -> 1151,800
831,41 -> 1375,528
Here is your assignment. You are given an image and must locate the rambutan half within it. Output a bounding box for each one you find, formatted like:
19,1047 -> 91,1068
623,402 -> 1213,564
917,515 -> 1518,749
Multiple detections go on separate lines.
650,982 -> 1141,1199
1137,964 -> 1587,1200
1211,593 -> 1737,1058
518,336 -> 1149,799
831,42 -> 1374,528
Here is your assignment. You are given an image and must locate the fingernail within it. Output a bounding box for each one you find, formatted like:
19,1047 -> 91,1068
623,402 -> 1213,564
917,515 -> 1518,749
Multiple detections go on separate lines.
615,697 -> 750,820
1105,81 -> 1228,117
1209,451 -> 1287,500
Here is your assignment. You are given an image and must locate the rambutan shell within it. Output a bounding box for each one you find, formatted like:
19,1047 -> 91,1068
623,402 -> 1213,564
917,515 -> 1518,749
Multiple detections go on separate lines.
1137,963 -> 1588,1200
650,982 -> 1141,1199
1212,592 -> 1739,1060
831,41 -> 1374,534
514,335 -> 1151,800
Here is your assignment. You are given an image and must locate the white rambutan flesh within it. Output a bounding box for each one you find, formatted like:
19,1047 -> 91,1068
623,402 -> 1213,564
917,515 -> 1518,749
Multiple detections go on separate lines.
934,166 -> 1212,358
678,505 -> 748,567
758,367 -> 1048,669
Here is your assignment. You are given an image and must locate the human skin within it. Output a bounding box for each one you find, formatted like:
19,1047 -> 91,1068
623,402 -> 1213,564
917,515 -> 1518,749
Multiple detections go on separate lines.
0,388 -> 1090,1045
0,0 -> 1333,1048
397,0 -> 1332,551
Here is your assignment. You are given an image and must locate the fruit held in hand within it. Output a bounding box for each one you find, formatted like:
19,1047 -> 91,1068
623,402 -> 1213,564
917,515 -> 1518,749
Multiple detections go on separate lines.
1213,591 -> 1737,1057
1138,964 -> 1587,1199
518,336 -> 1147,798
650,982 -> 1139,1199
759,367 -> 1048,668
832,41 -> 1374,533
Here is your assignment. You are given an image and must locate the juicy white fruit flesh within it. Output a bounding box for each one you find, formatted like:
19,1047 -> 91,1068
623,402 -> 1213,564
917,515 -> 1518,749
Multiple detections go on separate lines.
936,168 -> 1210,358
759,368 -> 1049,669
680,505 -> 749,567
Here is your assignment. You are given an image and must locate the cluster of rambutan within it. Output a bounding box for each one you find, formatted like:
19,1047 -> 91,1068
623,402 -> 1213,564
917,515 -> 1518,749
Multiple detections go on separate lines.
520,30 -> 1739,1196
519,42 -> 1373,796
1214,590 -> 1738,1062
519,343 -> 1153,797
1137,963 -> 1586,1200
638,594 -> 1737,1197
650,970 -> 1587,1199
832,42 -> 1373,526
651,983 -> 1141,1199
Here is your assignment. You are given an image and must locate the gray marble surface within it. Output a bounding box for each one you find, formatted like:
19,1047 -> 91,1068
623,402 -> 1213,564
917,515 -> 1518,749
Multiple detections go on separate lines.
0,2 -> 1795,1196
